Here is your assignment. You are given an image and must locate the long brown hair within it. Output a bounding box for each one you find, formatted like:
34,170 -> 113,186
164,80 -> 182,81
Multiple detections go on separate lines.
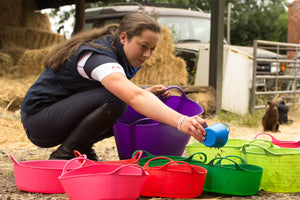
44,12 -> 161,72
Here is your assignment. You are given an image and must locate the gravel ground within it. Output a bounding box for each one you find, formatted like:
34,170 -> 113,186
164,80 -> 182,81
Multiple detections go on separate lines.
1,111 -> 300,200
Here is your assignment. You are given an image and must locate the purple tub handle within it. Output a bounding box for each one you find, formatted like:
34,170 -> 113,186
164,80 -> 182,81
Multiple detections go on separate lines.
158,86 -> 188,99
129,118 -> 159,126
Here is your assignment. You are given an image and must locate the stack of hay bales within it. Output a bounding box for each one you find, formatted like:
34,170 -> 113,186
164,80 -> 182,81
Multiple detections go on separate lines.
14,45 -> 56,78
0,0 -> 64,112
132,25 -> 188,86
0,0 -> 65,76
0,52 -> 13,77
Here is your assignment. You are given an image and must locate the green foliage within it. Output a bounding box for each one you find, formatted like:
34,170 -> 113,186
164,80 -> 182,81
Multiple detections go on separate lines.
44,0 -> 289,45
224,0 -> 288,45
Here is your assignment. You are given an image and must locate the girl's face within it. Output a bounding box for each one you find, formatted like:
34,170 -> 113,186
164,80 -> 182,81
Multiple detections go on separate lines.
120,30 -> 160,68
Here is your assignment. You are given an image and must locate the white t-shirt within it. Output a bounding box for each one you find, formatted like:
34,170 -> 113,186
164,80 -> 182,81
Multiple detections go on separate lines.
77,51 -> 126,82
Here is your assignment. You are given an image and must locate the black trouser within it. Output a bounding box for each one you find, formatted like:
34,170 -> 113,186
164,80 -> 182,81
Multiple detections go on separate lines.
21,87 -> 127,148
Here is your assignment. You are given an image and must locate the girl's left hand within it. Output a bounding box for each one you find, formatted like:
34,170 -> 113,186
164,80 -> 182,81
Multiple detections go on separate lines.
146,85 -> 171,98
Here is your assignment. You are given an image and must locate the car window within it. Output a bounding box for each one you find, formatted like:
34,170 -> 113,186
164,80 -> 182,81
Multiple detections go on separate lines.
85,17 -> 123,31
84,8 -> 211,44
157,16 -> 210,43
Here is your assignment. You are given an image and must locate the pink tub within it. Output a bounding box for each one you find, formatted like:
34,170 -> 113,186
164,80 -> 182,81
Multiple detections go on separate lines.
10,154 -> 83,193
59,157 -> 148,200
254,132 -> 300,148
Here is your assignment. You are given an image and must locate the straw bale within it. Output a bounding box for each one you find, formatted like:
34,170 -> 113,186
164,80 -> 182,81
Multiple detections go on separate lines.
0,43 -> 26,66
24,12 -> 52,31
0,27 -> 65,50
0,76 -> 37,112
132,25 -> 188,86
0,0 -> 23,27
14,46 -> 56,77
0,0 -> 41,28
0,52 -> 13,76
187,87 -> 216,117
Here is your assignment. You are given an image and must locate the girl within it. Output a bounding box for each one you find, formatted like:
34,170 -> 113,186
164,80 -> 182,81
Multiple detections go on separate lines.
21,12 -> 207,160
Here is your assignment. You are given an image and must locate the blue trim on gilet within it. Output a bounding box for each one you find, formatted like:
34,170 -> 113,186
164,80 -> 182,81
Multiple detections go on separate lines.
21,36 -> 141,115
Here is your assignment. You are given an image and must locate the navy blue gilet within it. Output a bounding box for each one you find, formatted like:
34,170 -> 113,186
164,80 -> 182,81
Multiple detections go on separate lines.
21,36 -> 141,115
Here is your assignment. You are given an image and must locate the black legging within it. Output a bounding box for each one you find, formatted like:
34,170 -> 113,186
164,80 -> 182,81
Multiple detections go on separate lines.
21,87 -> 127,148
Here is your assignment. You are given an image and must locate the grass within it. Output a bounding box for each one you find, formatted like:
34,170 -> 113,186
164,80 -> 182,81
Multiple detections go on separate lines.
218,109 -> 265,128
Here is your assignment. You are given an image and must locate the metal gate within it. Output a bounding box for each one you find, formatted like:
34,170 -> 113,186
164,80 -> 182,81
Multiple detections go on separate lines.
250,40 -> 300,111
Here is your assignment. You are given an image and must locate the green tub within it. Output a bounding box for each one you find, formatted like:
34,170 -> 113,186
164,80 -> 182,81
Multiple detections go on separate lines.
132,151 -> 263,196
202,155 -> 263,196
132,150 -> 207,167
241,141 -> 300,193
186,139 -> 250,164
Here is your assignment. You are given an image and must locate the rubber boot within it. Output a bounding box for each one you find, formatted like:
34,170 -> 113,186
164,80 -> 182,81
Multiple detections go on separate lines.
49,103 -> 117,161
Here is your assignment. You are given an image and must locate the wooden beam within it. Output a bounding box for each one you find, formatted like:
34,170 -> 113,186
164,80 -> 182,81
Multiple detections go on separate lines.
209,0 -> 225,114
72,0 -> 85,36
34,0 -> 104,10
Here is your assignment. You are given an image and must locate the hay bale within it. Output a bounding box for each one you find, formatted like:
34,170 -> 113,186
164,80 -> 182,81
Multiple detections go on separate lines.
24,12 -> 52,31
0,27 -> 65,50
0,0 -> 44,28
187,87 -> 216,117
0,76 -> 37,111
0,52 -> 13,76
15,46 -> 56,77
132,25 -> 188,86
0,0 -> 23,27
0,43 -> 26,65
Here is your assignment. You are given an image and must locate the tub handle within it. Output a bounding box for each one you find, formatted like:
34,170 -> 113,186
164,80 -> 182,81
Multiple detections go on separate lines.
160,160 -> 203,174
186,152 -> 207,163
164,86 -> 188,99
129,117 -> 159,126
143,156 -> 173,169
9,154 -> 21,166
224,155 -> 248,165
60,156 -> 94,177
248,139 -> 274,147
131,150 -> 152,159
241,143 -> 277,156
208,156 -> 244,171
112,164 -> 148,176
254,132 -> 280,142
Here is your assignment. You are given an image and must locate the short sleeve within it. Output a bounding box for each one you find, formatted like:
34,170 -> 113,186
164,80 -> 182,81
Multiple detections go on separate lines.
77,52 -> 125,82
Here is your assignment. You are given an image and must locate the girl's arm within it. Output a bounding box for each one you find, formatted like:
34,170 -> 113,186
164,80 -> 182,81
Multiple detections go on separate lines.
101,72 -> 207,142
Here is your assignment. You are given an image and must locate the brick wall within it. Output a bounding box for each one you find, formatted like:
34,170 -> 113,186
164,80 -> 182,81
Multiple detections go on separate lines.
288,0 -> 300,58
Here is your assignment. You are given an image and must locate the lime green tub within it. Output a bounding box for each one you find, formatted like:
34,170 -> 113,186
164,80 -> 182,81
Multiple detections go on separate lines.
241,140 -> 300,193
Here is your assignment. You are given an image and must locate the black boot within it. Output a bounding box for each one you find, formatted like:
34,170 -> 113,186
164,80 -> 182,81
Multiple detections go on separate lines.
49,103 -> 117,161
80,128 -> 115,160
81,147 -> 99,161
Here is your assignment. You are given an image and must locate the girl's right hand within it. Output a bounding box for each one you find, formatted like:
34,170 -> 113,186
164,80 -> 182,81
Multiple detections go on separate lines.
179,115 -> 208,143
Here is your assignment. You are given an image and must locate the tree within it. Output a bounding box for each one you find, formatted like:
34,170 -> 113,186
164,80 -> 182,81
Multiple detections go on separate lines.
224,0 -> 288,46
44,0 -> 288,45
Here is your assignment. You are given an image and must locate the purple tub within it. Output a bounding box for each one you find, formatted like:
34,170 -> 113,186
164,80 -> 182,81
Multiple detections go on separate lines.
113,86 -> 204,159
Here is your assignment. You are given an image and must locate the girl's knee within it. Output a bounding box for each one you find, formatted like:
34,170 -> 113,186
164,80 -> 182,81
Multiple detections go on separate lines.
109,98 -> 127,119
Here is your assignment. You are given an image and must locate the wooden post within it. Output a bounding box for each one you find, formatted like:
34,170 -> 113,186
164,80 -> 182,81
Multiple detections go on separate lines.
209,0 -> 225,114
72,0 -> 85,36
